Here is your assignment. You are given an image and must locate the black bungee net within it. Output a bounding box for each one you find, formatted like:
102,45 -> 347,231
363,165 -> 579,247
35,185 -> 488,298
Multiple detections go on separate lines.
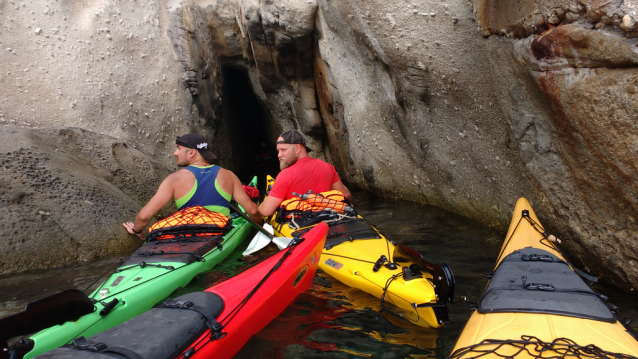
448,335 -> 638,359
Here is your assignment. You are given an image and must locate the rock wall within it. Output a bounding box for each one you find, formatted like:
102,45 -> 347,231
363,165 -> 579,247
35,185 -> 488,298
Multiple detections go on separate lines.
1,0 -> 637,291
0,126 -> 172,273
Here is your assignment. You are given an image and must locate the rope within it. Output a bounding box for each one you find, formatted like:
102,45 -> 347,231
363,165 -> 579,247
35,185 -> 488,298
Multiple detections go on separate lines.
354,271 -> 422,324
323,253 -> 376,264
448,335 -> 638,359
522,215 -> 560,252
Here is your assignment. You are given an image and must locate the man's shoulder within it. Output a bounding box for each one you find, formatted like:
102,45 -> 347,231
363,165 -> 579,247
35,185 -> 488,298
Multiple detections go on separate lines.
306,157 -> 334,169
166,168 -> 194,183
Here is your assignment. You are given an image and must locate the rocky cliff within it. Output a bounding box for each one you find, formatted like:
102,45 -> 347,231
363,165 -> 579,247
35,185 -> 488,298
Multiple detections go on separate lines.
0,0 -> 636,291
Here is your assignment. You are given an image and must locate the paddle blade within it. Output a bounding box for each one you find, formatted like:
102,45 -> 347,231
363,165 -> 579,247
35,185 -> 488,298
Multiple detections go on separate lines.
243,232 -> 273,256
242,223 -> 276,256
272,237 -> 293,250
0,289 -> 94,341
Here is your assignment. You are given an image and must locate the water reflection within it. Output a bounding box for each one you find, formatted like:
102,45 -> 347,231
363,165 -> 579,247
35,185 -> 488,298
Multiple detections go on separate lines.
1,190 -> 636,358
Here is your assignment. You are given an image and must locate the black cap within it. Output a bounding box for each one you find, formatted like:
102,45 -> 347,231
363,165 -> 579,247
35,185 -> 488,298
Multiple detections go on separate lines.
277,129 -> 312,152
176,134 -> 217,163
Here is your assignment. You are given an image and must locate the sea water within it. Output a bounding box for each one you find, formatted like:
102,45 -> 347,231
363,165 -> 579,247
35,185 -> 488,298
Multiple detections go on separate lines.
0,190 -> 635,358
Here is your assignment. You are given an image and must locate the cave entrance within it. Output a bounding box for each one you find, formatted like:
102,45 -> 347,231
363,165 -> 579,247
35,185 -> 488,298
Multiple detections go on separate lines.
220,66 -> 280,187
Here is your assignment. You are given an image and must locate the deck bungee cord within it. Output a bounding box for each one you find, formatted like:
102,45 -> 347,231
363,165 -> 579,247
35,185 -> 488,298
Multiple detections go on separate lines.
448,335 -> 638,359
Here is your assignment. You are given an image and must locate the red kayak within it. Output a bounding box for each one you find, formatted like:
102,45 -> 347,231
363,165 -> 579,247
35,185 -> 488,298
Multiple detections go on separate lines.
183,222 -> 327,358
36,223 -> 328,359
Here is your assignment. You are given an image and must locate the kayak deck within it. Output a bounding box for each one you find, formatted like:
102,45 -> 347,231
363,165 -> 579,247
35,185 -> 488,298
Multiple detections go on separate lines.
450,197 -> 638,358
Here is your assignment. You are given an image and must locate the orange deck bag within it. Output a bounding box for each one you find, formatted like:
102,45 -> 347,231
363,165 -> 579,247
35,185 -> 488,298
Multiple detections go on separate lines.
147,205 -> 231,241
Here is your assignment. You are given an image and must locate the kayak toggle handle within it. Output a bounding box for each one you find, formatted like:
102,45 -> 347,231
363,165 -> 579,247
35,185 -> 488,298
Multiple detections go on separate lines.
372,255 -> 398,272
99,298 -> 119,316
373,255 -> 388,272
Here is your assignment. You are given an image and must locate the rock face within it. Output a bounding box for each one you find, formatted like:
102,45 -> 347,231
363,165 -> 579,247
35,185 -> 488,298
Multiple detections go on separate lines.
1,0 -> 637,291
0,126 -> 171,273
166,0 -> 638,291
0,0 -> 212,169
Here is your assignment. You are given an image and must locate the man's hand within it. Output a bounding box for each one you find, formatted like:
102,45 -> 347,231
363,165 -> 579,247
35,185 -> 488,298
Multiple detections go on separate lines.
122,222 -> 144,240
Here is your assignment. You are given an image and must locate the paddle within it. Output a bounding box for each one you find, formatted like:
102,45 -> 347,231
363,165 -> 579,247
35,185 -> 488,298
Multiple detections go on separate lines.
228,204 -> 292,255
0,289 -> 95,354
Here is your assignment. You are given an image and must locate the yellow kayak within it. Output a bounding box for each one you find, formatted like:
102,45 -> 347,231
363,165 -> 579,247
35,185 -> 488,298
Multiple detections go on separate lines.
265,176 -> 454,328
450,197 -> 638,358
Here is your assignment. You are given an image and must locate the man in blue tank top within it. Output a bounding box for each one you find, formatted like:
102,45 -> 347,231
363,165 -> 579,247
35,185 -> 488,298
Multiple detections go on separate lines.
123,133 -> 262,238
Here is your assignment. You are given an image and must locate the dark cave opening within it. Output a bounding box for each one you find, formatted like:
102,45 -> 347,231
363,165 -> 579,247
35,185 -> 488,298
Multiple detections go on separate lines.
220,66 -> 280,187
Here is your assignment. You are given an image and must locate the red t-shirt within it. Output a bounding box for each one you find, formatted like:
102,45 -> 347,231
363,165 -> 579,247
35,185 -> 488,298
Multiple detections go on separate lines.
269,157 -> 341,200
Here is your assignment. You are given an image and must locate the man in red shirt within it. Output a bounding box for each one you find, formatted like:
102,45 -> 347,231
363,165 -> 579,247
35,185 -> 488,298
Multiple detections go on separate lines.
258,130 -> 351,217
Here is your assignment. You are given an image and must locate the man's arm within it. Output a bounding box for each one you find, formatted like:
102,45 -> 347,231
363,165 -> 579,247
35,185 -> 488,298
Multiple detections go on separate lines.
258,195 -> 283,217
229,173 -> 263,225
123,176 -> 175,238
332,180 -> 351,200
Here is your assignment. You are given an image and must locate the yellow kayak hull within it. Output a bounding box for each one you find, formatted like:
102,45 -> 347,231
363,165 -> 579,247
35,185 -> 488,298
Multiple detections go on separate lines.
265,176 -> 450,328
450,197 -> 638,358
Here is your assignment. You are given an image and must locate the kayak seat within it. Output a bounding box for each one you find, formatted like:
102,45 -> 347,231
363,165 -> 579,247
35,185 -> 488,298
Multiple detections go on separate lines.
121,236 -> 224,266
291,218 -> 381,250
36,291 -> 225,359
478,247 -> 615,322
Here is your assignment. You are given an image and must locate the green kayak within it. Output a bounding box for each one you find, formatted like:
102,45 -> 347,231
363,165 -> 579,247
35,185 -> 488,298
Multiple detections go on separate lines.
16,179 -> 256,359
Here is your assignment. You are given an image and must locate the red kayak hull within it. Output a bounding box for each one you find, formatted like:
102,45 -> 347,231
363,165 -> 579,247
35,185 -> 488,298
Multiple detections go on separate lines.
183,222 -> 328,359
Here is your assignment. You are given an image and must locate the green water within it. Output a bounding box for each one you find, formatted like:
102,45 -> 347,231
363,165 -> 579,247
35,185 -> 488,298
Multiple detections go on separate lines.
1,190 -> 636,358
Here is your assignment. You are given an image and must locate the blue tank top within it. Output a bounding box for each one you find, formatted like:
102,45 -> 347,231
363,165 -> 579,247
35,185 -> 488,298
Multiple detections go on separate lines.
175,165 -> 231,217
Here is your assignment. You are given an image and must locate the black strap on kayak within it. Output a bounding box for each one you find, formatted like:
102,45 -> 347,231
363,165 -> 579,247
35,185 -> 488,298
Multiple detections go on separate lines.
69,336 -> 144,359
327,228 -> 376,238
160,299 -> 225,339
448,334 -> 638,359
114,261 -> 175,273
176,236 -> 305,359
137,251 -> 205,262
520,253 -> 599,284
519,275 -> 607,300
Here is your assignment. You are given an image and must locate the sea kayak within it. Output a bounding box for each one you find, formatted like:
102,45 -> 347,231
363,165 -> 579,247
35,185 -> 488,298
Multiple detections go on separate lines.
35,222 -> 328,359
9,179 -> 258,359
264,175 -> 455,328
449,197 -> 638,358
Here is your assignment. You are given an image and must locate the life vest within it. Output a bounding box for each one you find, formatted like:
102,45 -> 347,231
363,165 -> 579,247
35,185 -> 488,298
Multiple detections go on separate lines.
147,206 -> 231,241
